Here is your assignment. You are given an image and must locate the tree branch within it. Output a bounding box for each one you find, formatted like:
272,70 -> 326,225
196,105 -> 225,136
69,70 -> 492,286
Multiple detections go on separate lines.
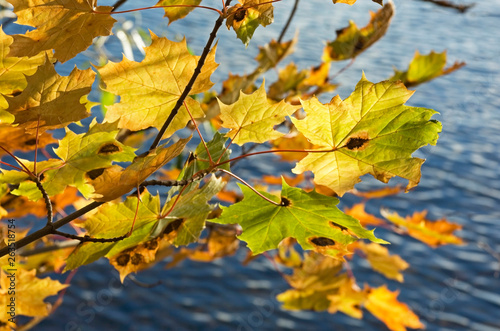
278,0 -> 299,43
149,0 -> 233,150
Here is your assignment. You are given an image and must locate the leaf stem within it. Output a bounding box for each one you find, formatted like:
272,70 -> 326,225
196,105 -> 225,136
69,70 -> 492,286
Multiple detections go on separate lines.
183,100 -> 213,164
0,145 -> 35,177
93,5 -> 223,16
217,168 -> 281,206
149,0 -> 232,150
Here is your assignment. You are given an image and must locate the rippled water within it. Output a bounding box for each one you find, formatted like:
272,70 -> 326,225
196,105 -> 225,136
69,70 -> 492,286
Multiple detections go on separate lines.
4,0 -> 500,330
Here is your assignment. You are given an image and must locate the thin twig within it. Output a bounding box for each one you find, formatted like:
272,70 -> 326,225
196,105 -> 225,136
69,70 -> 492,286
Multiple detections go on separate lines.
218,169 -> 281,206
149,0 -> 233,150
33,176 -> 53,225
53,230 -> 128,243
278,0 -> 299,43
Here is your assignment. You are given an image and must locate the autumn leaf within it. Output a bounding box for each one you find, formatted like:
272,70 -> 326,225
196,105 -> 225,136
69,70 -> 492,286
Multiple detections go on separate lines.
365,285 -> 424,331
0,26 -> 51,110
0,268 -> 68,321
212,179 -> 387,257
7,0 -> 116,62
110,238 -> 160,282
218,82 -> 300,145
352,185 -> 404,199
390,50 -> 465,87
323,2 -> 393,61
344,203 -> 385,226
226,0 -> 274,46
355,242 -> 409,282
255,36 -> 297,72
65,192 -> 162,270
292,74 -> 441,196
156,0 -> 201,24
268,63 -> 308,101
98,32 -> 218,135
271,130 -> 313,162
89,137 -> 190,202
5,59 -> 95,132
333,0 -> 383,5
277,252 -> 347,310
381,209 -> 463,247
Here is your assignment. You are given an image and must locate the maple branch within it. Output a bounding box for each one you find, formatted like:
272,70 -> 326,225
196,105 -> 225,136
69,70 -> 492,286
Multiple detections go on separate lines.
53,230 -> 128,243
149,0 -> 233,150
0,144 -> 35,177
278,0 -> 299,43
217,168 -> 281,206
0,160 -> 24,172
33,176 -> 53,225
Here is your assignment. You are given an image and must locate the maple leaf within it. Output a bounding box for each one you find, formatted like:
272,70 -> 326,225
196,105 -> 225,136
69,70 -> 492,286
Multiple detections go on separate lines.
365,285 -> 424,331
268,63 -> 308,101
98,32 -> 218,135
7,0 -> 116,63
218,82 -> 300,145
0,26 -> 51,110
292,74 -> 441,196
271,130 -> 313,162
226,0 -> 274,46
323,2 -> 394,61
5,59 -> 95,132
212,179 -> 387,257
354,242 -> 409,282
0,268 -> 68,320
352,185 -> 404,199
332,0 -> 383,5
390,50 -> 465,88
327,277 -> 367,319
255,36 -> 297,72
381,209 -> 463,247
65,192 -> 162,270
156,0 -> 201,24
89,137 -> 190,202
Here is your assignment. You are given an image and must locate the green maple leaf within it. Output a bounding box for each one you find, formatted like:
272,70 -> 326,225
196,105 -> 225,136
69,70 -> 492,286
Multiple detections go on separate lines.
292,74 -> 441,196
212,179 -> 386,256
65,192 -> 161,270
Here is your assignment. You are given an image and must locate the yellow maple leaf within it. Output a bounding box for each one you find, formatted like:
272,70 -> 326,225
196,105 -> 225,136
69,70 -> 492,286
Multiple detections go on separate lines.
7,0 -> 116,63
5,59 -> 95,132
98,33 -> 218,135
0,124 -> 55,157
355,242 -> 409,282
218,82 -> 300,145
0,268 -> 68,322
0,26 -> 51,110
365,285 -> 424,331
110,238 -> 160,282
156,0 -> 202,24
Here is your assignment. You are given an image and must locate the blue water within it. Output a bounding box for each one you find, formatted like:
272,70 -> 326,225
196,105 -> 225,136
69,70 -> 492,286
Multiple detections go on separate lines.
3,0 -> 500,330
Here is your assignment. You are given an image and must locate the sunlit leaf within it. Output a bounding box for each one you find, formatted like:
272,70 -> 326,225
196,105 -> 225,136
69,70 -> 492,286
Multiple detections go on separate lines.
292,74 -> 441,196
226,0 -> 274,46
212,179 -> 387,257
7,0 -> 116,62
344,203 -> 385,226
98,32 -> 218,135
365,285 -> 424,331
381,209 -> 463,247
218,82 -> 300,145
109,237 -> 160,282
355,242 -> 409,282
156,0 -> 202,24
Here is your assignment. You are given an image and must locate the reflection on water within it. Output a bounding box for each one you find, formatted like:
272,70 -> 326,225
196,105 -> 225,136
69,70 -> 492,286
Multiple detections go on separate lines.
4,0 -> 498,329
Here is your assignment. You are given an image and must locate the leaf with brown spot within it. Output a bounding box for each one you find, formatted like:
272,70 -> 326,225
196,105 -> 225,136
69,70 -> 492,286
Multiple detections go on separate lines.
0,124 -> 55,156
109,238 -> 160,282
212,179 -> 386,257
7,0 -> 116,62
292,74 -> 441,196
89,137 -> 190,202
